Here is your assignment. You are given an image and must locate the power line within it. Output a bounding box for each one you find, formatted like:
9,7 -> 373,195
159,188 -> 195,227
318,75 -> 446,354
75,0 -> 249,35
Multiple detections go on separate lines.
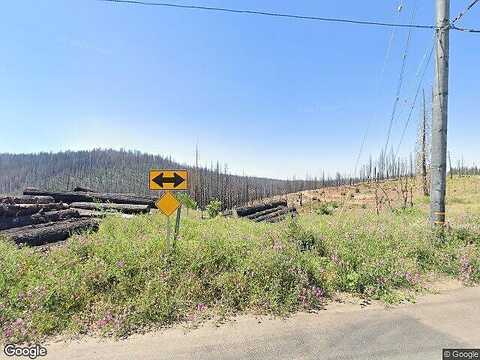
353,0 -> 405,177
451,0 -> 480,25
97,0 -> 439,30
383,0 -> 418,154
451,25 -> 480,33
395,39 -> 435,157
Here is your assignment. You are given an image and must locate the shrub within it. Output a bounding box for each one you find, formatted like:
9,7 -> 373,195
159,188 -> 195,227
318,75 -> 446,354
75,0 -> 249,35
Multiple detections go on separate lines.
316,204 -> 333,216
286,220 -> 325,255
176,192 -> 198,210
206,199 -> 222,218
315,202 -> 338,215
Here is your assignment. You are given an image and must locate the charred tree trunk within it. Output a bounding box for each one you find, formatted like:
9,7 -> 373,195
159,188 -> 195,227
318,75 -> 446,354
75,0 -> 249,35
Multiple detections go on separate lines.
70,202 -> 150,214
0,203 -> 69,217
2,219 -> 99,246
73,186 -> 97,192
23,189 -> 155,207
254,207 -> 297,223
0,195 -> 55,205
245,206 -> 287,220
236,200 -> 288,217
0,209 -> 80,230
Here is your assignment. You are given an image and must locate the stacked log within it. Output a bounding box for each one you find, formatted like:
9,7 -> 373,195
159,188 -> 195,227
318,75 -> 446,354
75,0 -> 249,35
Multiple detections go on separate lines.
253,207 -> 297,223
0,203 -> 69,217
2,219 -> 99,246
69,202 -> 150,214
1,187 -> 158,247
235,200 -> 288,217
0,195 -> 55,204
72,186 -> 96,192
75,209 -> 135,219
23,188 -> 155,207
0,209 -> 80,230
235,201 -> 297,223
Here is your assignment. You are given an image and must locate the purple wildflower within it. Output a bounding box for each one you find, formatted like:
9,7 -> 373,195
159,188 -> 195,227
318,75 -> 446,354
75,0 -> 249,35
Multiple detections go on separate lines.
331,254 -> 340,265
3,327 -> 13,338
460,254 -> 473,282
96,313 -> 114,328
311,286 -> 325,301
405,271 -> 420,286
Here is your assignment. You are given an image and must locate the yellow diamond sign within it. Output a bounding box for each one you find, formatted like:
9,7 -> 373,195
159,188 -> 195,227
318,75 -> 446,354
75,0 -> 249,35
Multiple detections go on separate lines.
155,191 -> 181,216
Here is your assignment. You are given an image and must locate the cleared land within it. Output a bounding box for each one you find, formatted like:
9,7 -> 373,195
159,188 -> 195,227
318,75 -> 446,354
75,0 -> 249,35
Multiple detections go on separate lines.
0,176 -> 479,344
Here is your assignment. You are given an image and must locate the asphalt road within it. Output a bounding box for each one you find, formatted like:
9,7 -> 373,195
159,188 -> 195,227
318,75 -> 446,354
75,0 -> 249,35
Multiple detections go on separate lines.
18,285 -> 480,360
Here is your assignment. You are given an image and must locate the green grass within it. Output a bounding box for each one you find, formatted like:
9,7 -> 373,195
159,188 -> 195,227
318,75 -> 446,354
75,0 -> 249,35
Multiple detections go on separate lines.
1,176 -> 479,343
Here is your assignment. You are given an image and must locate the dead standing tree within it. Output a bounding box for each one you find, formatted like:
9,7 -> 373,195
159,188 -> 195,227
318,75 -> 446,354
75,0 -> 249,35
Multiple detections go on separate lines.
416,89 -> 431,196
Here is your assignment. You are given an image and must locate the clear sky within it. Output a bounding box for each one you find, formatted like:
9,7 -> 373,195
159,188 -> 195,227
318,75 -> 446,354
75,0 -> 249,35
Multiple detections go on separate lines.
0,0 -> 478,179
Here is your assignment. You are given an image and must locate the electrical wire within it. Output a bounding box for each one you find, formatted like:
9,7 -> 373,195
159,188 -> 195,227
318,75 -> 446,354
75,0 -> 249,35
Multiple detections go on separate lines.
395,40 -> 435,157
451,0 -> 480,25
383,0 -> 418,154
451,25 -> 480,33
353,0 -> 405,177
98,0 -> 480,33
97,0 -> 439,30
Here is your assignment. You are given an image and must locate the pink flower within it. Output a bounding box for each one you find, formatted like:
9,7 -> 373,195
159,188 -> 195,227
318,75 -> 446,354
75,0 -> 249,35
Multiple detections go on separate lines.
460,254 -> 473,282
331,254 -> 341,265
311,286 -> 325,300
405,272 -> 420,286
96,313 -> 114,328
4,327 -> 13,338
196,303 -> 206,312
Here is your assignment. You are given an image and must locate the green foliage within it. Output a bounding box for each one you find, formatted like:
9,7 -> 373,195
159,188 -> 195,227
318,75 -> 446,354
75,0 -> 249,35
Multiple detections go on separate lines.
0,216 -> 328,343
315,201 -> 338,215
392,207 -> 421,216
300,210 -> 480,302
176,192 -> 198,210
0,198 -> 479,343
206,199 -> 222,218
286,220 -> 325,255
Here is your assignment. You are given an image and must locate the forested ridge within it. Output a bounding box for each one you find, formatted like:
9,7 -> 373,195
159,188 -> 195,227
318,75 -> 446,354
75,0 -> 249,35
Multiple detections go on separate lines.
2,149 -> 476,209
0,149 -> 330,209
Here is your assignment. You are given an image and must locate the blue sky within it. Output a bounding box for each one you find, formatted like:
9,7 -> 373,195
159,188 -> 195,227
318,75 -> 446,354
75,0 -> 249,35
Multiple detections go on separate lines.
0,0 -> 478,179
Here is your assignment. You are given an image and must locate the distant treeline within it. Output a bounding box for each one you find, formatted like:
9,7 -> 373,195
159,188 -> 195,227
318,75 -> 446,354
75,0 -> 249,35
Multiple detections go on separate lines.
0,149 -> 339,209
448,157 -> 480,177
0,149 -> 470,209
449,167 -> 480,176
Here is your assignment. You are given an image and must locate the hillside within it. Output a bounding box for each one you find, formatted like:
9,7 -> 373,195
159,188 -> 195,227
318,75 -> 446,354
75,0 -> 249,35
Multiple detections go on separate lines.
0,149 -> 329,209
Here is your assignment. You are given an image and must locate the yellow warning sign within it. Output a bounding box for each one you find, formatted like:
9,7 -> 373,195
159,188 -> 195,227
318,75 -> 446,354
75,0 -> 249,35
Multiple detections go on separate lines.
155,191 -> 181,216
149,170 -> 188,191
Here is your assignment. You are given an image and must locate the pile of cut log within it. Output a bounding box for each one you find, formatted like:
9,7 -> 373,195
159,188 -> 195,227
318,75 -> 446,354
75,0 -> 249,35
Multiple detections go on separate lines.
0,188 -> 157,247
235,200 -> 297,223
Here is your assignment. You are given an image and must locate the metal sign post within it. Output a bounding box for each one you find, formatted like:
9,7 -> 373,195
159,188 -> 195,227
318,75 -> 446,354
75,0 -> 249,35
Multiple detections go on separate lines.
173,205 -> 182,249
166,215 -> 171,249
150,170 -> 189,249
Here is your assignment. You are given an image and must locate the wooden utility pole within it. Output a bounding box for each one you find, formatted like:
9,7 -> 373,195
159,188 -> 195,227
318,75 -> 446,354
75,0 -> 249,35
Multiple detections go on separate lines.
430,0 -> 450,226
